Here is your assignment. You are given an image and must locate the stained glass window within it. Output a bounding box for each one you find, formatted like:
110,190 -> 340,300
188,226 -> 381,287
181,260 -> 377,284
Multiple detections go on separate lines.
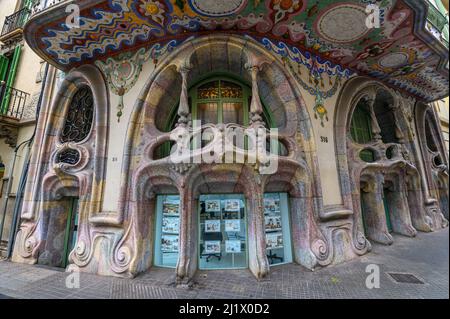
194,79 -> 246,126
220,81 -> 243,99
60,86 -> 94,143
198,81 -> 220,99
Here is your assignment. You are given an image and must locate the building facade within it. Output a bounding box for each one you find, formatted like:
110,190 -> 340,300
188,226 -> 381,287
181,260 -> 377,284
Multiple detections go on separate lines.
434,97 -> 449,152
2,0 -> 449,283
0,0 -> 47,257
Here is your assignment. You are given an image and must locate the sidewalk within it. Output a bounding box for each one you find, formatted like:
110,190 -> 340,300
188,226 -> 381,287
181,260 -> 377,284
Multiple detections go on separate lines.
0,228 -> 448,299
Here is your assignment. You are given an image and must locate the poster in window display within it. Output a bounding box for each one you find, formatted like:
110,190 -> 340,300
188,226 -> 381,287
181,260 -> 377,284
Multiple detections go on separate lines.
162,200 -> 179,216
225,240 -> 241,253
161,235 -> 179,252
265,215 -> 282,232
224,199 -> 240,211
162,217 -> 179,234
225,219 -> 241,232
205,220 -> 221,233
204,241 -> 221,254
264,198 -> 280,213
266,232 -> 283,250
205,200 -> 221,212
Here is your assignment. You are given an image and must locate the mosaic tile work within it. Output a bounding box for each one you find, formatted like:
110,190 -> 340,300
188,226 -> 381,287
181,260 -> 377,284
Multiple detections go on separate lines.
24,0 -> 448,102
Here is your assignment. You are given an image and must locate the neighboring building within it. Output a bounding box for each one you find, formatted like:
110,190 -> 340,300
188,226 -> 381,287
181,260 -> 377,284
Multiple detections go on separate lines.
434,88 -> 450,153
1,0 -> 449,284
0,0 -> 46,257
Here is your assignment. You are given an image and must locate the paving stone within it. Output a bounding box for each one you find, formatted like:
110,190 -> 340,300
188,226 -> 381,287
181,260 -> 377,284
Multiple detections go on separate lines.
0,228 -> 447,299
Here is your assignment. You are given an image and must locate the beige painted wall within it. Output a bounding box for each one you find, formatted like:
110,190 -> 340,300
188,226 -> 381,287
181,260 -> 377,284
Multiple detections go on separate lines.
0,124 -> 33,189
294,75 -> 345,207
14,43 -> 44,97
102,61 -> 157,211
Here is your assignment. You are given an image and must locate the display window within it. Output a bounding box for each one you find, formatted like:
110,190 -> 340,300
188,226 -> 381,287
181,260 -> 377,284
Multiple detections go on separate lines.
199,194 -> 248,269
264,193 -> 293,265
154,195 -> 181,268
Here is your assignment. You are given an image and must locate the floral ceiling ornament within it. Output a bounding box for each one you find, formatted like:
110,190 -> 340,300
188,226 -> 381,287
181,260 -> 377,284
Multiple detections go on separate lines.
138,0 -> 167,25
270,0 -> 304,24
95,39 -> 185,121
259,37 -> 352,127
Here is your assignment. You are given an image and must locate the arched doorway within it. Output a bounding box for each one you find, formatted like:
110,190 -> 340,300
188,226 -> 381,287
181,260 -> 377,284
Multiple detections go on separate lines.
335,78 -> 420,246
120,35 -> 328,280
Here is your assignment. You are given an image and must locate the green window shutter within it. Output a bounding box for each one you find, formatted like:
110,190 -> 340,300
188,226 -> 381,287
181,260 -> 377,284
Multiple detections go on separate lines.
20,0 -> 33,9
350,103 -> 373,144
0,46 -> 22,114
0,55 -> 10,82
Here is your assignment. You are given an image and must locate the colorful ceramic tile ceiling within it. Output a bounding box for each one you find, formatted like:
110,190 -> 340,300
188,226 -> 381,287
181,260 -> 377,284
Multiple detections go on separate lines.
25,0 -> 449,101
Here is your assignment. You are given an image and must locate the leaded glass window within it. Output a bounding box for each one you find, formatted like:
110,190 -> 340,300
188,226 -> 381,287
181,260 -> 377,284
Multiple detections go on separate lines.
60,86 -> 94,143
193,79 -> 247,126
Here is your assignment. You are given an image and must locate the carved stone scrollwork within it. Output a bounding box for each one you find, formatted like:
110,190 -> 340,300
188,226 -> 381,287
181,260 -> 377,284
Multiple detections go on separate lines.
311,238 -> 329,262
52,143 -> 90,174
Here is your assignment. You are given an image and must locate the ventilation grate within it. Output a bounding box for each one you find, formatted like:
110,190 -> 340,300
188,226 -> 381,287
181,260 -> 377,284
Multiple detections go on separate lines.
388,272 -> 425,284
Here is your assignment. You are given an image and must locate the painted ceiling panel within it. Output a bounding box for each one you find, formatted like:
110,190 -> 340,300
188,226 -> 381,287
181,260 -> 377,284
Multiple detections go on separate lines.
25,0 -> 449,102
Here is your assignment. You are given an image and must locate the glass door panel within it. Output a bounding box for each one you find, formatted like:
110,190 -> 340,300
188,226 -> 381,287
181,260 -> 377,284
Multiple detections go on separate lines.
264,193 -> 292,265
154,195 -> 180,268
62,197 -> 79,268
222,102 -> 244,125
198,102 -> 218,125
199,194 -> 247,269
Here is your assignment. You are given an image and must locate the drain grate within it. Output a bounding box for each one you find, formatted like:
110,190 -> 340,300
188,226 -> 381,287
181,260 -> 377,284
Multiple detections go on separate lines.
388,272 -> 425,284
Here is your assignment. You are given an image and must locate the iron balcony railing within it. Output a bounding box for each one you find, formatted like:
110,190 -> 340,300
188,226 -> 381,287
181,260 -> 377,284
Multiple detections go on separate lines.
1,7 -> 31,37
0,82 -> 30,120
427,2 -> 448,32
30,0 -> 68,15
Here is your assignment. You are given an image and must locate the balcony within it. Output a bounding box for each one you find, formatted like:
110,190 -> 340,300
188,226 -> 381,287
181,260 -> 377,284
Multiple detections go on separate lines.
29,0 -> 69,15
0,82 -> 29,120
426,1 -> 449,47
0,8 -> 31,44
0,82 -> 31,147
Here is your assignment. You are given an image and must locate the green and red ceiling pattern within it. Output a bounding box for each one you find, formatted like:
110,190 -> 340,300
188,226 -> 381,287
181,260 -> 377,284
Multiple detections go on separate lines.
25,0 -> 449,101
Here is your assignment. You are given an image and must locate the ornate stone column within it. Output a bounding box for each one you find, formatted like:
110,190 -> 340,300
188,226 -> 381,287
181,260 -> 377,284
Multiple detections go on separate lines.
176,65 -> 191,127
389,102 -> 405,143
175,184 -> 198,285
367,97 -> 382,141
246,64 -> 264,126
245,178 -> 270,279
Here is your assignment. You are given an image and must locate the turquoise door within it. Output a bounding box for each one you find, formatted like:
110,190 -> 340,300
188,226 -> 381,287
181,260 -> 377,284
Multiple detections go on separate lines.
62,198 -> 79,268
382,189 -> 393,233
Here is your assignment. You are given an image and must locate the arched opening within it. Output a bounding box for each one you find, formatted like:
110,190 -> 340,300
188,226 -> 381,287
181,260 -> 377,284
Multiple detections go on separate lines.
382,183 -> 395,233
373,90 -> 399,144
350,98 -> 372,144
121,36 -> 325,279
425,111 -> 439,152
359,175 -> 394,245
60,86 -> 94,144
437,174 -> 449,219
37,190 -> 80,268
